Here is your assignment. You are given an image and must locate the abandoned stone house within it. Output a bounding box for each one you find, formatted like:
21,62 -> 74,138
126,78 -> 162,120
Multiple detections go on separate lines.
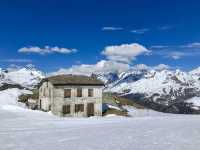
38,75 -> 104,117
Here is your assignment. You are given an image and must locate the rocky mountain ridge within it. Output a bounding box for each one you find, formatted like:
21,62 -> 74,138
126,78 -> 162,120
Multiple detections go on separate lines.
98,66 -> 200,113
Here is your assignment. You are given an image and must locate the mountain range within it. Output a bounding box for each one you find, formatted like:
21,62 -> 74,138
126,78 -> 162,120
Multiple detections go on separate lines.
98,65 -> 200,113
1,64 -> 200,113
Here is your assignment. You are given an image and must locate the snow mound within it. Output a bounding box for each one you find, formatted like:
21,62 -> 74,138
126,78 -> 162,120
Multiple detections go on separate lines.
123,106 -> 165,117
0,88 -> 32,108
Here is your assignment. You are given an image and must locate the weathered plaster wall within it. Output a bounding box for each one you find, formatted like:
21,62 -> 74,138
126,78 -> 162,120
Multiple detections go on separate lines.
52,85 -> 103,117
39,83 -> 103,117
38,82 -> 54,111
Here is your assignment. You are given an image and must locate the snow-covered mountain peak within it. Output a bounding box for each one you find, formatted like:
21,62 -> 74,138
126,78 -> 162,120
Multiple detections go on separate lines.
96,72 -> 119,84
0,67 -> 44,88
100,66 -> 200,107
190,67 -> 200,76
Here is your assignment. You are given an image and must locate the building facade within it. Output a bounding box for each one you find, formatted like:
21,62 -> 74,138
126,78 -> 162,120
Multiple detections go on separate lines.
38,75 -> 104,117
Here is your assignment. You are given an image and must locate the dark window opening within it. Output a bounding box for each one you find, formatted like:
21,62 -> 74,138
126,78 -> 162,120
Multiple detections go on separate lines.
64,89 -> 71,98
75,104 -> 84,112
77,88 -> 82,97
39,99 -> 42,109
88,89 -> 94,97
63,105 -> 70,114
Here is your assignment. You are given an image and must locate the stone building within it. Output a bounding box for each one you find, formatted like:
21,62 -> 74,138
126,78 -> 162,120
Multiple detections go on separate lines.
38,75 -> 104,117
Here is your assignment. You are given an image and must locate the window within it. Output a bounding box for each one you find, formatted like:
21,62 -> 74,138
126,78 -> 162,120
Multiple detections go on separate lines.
77,88 -> 82,97
64,89 -> 71,98
75,104 -> 84,112
88,89 -> 94,97
63,105 -> 70,114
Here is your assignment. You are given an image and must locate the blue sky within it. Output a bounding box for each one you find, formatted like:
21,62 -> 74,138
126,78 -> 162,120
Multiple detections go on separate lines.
0,0 -> 200,73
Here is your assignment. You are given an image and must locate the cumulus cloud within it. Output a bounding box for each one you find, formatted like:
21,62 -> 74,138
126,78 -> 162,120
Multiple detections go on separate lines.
102,27 -> 123,31
18,46 -> 77,55
102,43 -> 150,63
50,43 -> 151,76
132,64 -> 150,70
51,61 -> 173,76
51,60 -> 130,76
130,28 -> 149,34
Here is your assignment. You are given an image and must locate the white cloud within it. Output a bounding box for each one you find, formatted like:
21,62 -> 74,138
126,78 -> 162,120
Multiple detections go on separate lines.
155,50 -> 200,60
151,42 -> 200,60
132,64 -> 150,70
181,42 -> 200,48
167,51 -> 186,60
18,46 -> 77,55
50,43 -> 152,76
51,60 -> 130,76
153,64 -> 170,71
0,59 -> 32,63
102,43 -> 150,63
102,27 -> 123,31
6,64 -> 36,71
158,25 -> 174,31
130,28 -> 149,34
132,64 -> 170,71
150,45 -> 169,49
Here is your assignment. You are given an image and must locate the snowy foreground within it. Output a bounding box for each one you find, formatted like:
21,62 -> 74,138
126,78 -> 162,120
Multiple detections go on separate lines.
1,89 -> 200,150
1,107 -> 200,150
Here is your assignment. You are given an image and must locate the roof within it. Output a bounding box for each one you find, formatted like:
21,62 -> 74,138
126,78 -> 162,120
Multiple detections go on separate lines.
41,74 -> 104,86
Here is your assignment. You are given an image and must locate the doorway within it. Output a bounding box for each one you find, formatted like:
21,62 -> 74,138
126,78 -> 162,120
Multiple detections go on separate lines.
87,103 -> 94,117
39,99 -> 42,109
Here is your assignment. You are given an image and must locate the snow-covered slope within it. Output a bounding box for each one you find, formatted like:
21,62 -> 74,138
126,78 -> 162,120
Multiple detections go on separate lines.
1,101 -> 200,150
97,72 -> 119,84
107,69 -> 198,97
0,67 -> 44,89
189,67 -> 200,76
0,88 -> 31,106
